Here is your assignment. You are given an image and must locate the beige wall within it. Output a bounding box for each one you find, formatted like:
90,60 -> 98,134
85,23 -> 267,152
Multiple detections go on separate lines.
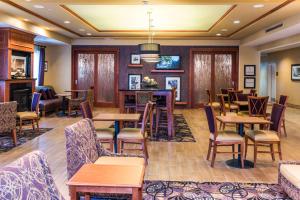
44,44 -> 72,93
263,47 -> 300,106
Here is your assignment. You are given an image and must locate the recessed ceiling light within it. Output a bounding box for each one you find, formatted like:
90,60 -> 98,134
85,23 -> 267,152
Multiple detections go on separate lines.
23,18 -> 29,22
25,0 -> 31,2
79,28 -> 85,32
33,5 -> 44,9
64,21 -> 70,24
253,4 -> 264,8
216,33 -> 222,36
86,33 -> 92,36
221,29 -> 228,32
45,27 -> 50,30
233,20 -> 240,24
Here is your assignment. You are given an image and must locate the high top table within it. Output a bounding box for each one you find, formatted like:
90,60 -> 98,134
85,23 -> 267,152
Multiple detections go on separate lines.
67,164 -> 145,200
216,115 -> 271,168
93,113 -> 140,153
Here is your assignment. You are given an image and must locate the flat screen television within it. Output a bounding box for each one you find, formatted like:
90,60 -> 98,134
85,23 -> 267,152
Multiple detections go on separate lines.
156,56 -> 180,70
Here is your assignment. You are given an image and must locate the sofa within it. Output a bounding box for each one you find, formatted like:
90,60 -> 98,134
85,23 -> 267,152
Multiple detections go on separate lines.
279,161 -> 300,199
36,85 -> 62,116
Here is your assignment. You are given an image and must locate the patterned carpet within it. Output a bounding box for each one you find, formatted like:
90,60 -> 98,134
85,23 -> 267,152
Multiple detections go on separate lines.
0,128 -> 53,153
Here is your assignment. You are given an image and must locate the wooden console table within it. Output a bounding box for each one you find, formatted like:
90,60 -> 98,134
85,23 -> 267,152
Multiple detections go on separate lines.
67,164 -> 145,200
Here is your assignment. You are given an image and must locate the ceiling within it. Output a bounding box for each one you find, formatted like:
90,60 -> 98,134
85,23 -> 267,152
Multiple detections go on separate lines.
0,0 -> 300,40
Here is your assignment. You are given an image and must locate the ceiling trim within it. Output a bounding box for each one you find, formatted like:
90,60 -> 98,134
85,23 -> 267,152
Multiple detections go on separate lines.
0,0 -> 82,37
60,4 -> 236,33
228,0 -> 295,37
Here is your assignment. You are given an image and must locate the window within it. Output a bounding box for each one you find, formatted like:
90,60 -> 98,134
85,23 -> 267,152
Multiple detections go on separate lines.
33,46 -> 40,86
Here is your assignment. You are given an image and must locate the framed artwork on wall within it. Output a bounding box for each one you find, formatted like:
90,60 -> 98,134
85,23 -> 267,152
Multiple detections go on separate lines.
130,54 -> 141,65
128,74 -> 142,90
244,65 -> 256,76
165,76 -> 181,101
291,64 -> 300,81
11,56 -> 27,78
244,77 -> 256,89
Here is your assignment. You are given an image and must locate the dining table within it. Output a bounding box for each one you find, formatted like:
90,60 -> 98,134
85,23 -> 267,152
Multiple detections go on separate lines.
93,113 -> 141,153
55,93 -> 71,116
216,115 -> 271,168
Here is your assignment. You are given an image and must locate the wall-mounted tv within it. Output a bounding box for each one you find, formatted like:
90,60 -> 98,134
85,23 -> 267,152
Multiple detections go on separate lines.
156,56 -> 180,70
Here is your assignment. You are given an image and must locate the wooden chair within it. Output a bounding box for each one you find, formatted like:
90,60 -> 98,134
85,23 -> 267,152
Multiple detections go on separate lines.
0,101 -> 17,146
218,94 -> 239,130
118,102 -> 153,163
225,90 -> 239,112
17,92 -> 41,134
248,96 -> 269,118
245,103 -> 285,167
67,91 -> 87,117
135,91 -> 152,113
204,105 -> 245,168
206,89 -> 220,110
250,89 -> 257,96
80,101 -> 114,151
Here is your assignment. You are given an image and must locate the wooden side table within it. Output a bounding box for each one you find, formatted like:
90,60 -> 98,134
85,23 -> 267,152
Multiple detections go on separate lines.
67,164 -> 145,200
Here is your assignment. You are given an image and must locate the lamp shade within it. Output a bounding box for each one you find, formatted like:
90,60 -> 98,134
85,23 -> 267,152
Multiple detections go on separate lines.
139,43 -> 160,55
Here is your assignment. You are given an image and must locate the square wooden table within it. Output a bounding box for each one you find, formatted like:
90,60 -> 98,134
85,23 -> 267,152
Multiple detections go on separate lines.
216,115 -> 271,168
93,113 -> 141,152
67,164 -> 145,200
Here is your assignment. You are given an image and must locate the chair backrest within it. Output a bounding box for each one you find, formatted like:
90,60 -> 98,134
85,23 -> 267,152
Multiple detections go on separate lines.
0,151 -> 65,200
171,87 -> 177,111
228,90 -> 236,103
250,89 -> 257,96
0,101 -> 17,132
141,102 -> 153,136
206,89 -> 212,104
204,105 -> 218,141
65,118 -> 102,179
236,93 -> 249,101
31,92 -> 41,113
87,87 -> 94,108
80,101 -> 93,119
278,95 -> 288,106
248,96 -> 269,118
220,88 -> 228,94
136,91 -> 152,107
218,95 -> 226,115
269,103 -> 285,132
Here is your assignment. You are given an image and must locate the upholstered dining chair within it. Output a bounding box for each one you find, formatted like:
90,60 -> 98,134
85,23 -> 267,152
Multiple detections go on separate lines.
0,151 -> 65,200
245,103 -> 285,167
248,96 -> 269,118
65,118 -> 144,180
206,89 -> 220,110
118,102 -> 153,163
218,95 -> 241,130
0,101 -> 17,146
226,90 -> 239,112
80,101 -> 114,151
17,92 -> 41,134
204,105 -> 245,168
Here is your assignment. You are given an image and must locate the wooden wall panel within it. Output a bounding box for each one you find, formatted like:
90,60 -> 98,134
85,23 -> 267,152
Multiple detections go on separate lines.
9,29 -> 35,52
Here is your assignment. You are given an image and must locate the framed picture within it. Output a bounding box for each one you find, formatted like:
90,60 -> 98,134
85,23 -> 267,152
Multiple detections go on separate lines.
291,64 -> 300,81
244,77 -> 256,89
165,76 -> 180,101
244,65 -> 256,76
128,74 -> 142,90
11,56 -> 27,77
44,61 -> 48,72
130,54 -> 141,65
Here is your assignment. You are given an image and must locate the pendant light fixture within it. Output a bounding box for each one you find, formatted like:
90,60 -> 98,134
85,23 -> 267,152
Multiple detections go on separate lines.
139,11 -> 160,63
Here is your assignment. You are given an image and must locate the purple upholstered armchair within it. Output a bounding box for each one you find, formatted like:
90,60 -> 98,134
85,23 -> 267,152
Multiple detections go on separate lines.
0,151 -> 65,200
278,161 -> 300,199
65,118 -> 144,179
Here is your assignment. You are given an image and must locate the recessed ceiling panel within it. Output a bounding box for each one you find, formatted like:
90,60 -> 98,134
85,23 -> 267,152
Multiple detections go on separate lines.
65,5 -> 232,31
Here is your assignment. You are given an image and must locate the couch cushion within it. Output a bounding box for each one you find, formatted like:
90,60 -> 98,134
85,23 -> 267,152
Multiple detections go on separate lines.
39,98 -> 62,108
280,164 -> 300,189
46,89 -> 54,99
94,156 -> 144,166
40,89 -> 48,100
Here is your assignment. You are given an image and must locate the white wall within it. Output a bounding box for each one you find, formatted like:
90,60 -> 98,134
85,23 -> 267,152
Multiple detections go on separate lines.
44,44 -> 72,93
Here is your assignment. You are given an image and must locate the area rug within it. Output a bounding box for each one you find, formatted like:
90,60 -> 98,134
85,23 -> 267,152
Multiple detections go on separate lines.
149,114 -> 196,142
0,128 -> 53,153
143,181 -> 290,200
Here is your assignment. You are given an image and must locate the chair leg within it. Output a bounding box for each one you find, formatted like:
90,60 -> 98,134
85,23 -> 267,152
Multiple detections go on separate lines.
232,144 -> 235,159
117,139 -> 122,153
270,144 -> 275,161
211,144 -> 217,167
110,140 -> 114,152
155,109 -> 160,134
143,139 -> 149,164
282,119 -> 287,137
219,122 -> 223,130
31,120 -> 35,131
206,140 -> 212,160
254,142 -> 257,168
11,129 -> 17,146
278,142 -> 283,160
68,106 -> 71,117
245,136 -> 248,159
19,119 -> 23,134
240,142 -> 245,169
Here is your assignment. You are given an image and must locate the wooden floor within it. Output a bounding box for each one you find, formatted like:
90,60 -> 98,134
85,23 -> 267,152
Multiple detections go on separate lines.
1,107 -> 300,199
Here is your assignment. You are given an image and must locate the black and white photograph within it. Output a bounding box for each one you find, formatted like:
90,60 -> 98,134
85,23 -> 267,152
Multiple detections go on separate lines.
11,56 -> 27,77
165,76 -> 180,101
128,74 -> 142,90
244,65 -> 256,76
244,77 -> 256,89
130,54 -> 141,65
291,64 -> 300,81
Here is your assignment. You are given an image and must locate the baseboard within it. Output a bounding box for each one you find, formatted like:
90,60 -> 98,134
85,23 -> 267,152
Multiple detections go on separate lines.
287,103 -> 300,109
